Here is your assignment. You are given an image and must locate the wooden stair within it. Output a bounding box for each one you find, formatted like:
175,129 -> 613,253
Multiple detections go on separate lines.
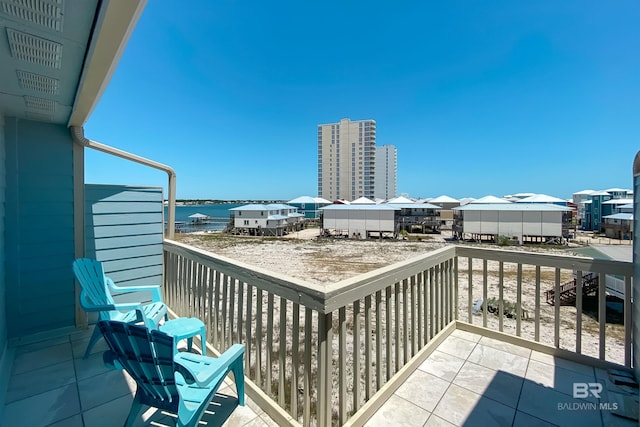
545,273 -> 599,305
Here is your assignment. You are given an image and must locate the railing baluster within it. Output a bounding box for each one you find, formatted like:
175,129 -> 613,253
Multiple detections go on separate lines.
317,312 -> 333,426
339,306 -> 347,425
411,275 -> 417,357
554,268 -> 560,348
255,288 -> 263,388
482,259 -> 488,327
266,293 -> 274,394
498,261 -> 504,332
535,266 -> 540,342
212,270 -> 220,348
245,284 -> 253,375
237,281 -> 244,343
467,257 -> 473,322
598,272 -> 606,360
385,286 -> 392,381
575,270 -> 583,354
375,290 -> 382,391
434,265 -> 440,332
429,267 -> 434,338
279,297 -> 286,408
353,299 -> 361,411
516,263 -> 522,337
303,308 -> 312,427
222,275 -> 229,348
624,275 -> 632,367
402,278 -> 409,366
416,272 -> 423,349
394,282 -> 400,372
291,302 -> 300,420
454,256 -> 458,321
229,277 -> 235,349
364,295 -> 372,400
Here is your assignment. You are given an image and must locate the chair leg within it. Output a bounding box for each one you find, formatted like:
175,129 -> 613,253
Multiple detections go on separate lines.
231,359 -> 245,406
83,325 -> 102,359
199,326 -> 206,355
124,395 -> 145,427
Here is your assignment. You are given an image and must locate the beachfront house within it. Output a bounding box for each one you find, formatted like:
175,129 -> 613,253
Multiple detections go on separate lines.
320,204 -> 398,238
452,203 -> 573,243
229,203 -> 302,236
2,1 -> 640,426
386,199 -> 442,233
288,195 -> 331,219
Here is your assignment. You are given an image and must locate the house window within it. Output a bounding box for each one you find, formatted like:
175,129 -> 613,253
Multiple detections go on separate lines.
238,211 -> 242,216
244,220 -> 249,225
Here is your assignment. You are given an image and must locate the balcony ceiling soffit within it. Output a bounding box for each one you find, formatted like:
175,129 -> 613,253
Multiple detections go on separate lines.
0,0 -> 98,125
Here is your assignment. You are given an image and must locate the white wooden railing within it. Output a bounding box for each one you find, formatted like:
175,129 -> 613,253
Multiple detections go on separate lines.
163,240 -> 633,426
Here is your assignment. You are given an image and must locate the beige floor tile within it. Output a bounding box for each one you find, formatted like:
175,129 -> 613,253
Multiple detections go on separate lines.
6,359 -> 76,403
525,359 -> 597,400
453,361 -> 523,408
512,410 -> 557,426
529,351 -> 595,378
518,381 -> 602,426
81,394 -> 136,427
433,384 -> 515,427
1,384 -> 80,427
478,336 -> 532,358
424,414 -> 456,426
365,394 -> 431,427
11,342 -> 73,375
395,369 -> 450,412
13,335 -> 69,355
450,329 -> 482,343
74,351 -> 112,382
78,369 -> 134,411
418,350 -> 465,382
437,336 -> 477,360
467,344 -> 529,377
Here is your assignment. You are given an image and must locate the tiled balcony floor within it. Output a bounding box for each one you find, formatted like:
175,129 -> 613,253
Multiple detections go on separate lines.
365,329 -> 639,427
2,326 -> 277,427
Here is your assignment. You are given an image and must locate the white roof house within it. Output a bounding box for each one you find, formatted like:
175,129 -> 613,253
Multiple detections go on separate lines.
387,196 -> 415,204
351,197 -> 376,204
429,195 -> 460,204
516,194 -> 567,204
230,203 -> 302,234
320,204 -> 399,238
453,203 -> 571,242
470,195 -> 511,204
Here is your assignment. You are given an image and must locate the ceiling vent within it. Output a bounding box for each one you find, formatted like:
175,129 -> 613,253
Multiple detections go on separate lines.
1,0 -> 64,31
25,111 -> 53,122
16,70 -> 59,94
24,95 -> 56,112
7,28 -> 62,68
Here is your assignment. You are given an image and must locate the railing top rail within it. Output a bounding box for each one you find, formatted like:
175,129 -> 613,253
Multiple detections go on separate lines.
164,240 -> 633,314
455,246 -> 634,276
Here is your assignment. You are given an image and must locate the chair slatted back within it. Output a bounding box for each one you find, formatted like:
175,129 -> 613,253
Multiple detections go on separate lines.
73,258 -> 117,320
98,321 -> 179,405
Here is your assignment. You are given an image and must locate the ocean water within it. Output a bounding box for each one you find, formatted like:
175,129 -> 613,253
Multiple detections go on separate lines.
165,203 -> 242,232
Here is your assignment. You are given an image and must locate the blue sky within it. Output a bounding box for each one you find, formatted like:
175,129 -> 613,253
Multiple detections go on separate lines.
85,1 -> 639,201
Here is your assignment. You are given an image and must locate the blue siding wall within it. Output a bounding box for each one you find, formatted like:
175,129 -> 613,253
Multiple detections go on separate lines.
0,116 -> 7,369
84,185 -> 164,290
5,119 -> 75,338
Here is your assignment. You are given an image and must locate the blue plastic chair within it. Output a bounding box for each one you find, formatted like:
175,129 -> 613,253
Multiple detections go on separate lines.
98,320 -> 245,427
72,258 -> 168,359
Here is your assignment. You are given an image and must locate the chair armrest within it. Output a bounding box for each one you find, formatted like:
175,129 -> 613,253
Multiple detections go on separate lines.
106,277 -> 164,302
174,344 -> 244,387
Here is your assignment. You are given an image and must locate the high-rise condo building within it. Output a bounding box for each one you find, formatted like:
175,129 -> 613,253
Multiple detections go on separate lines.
374,145 -> 397,200
317,118 -> 376,201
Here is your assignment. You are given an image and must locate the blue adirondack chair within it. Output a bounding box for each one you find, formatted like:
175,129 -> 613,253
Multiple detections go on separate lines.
73,258 -> 168,359
98,320 -> 245,427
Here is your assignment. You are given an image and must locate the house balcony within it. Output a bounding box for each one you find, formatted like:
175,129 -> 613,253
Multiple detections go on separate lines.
2,242 -> 637,426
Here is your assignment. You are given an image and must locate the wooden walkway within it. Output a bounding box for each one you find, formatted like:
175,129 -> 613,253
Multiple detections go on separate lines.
545,272 -> 599,305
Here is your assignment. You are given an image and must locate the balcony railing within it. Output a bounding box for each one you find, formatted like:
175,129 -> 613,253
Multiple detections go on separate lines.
163,240 -> 633,426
